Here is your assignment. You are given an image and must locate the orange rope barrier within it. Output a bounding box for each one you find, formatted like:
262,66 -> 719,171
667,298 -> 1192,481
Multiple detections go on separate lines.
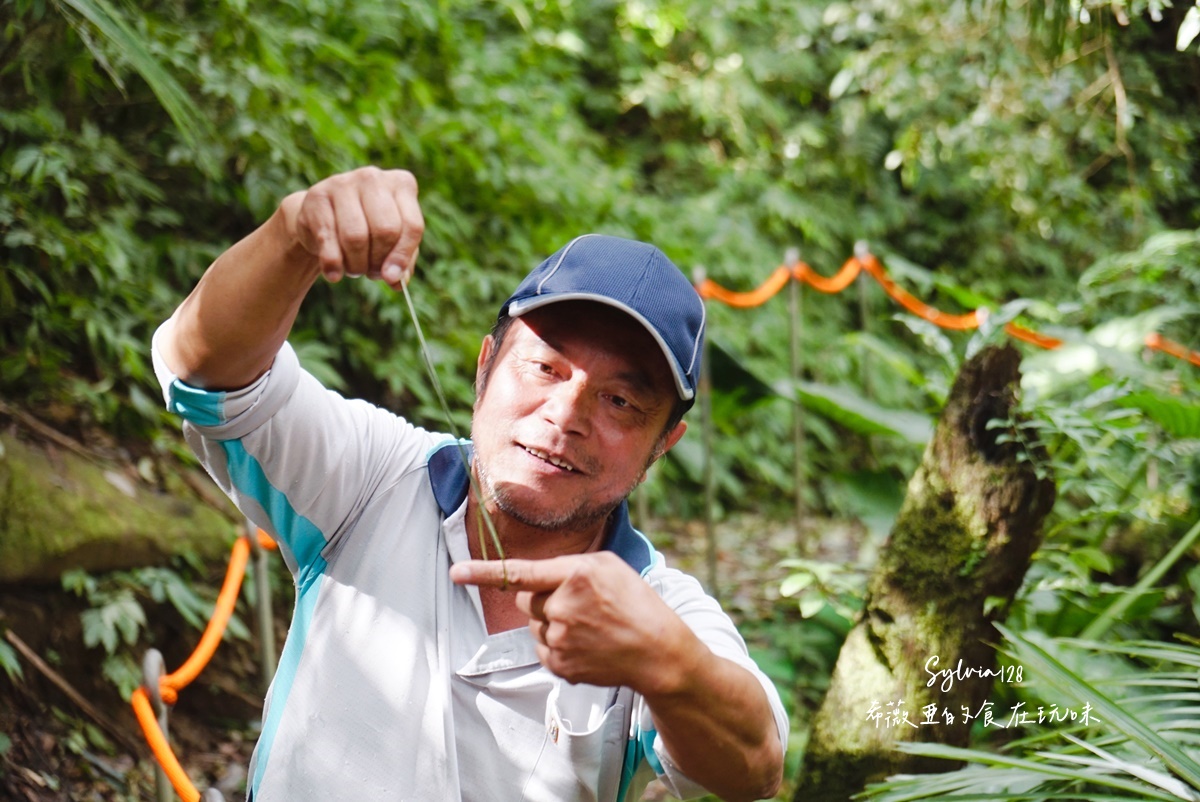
696,266 -> 791,308
1004,322 -> 1064,350
1146,332 -> 1200,367
132,686 -> 201,802
696,250 -> 1200,366
793,257 -> 860,294
160,536 -> 250,703
131,530 -> 277,801
855,254 -> 982,331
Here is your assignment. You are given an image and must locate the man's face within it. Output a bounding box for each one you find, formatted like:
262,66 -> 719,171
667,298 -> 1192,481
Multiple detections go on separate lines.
470,301 -> 686,534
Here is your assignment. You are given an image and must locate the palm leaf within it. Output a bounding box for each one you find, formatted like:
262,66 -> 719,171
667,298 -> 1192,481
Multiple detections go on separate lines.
1062,642 -> 1200,671
861,630 -> 1200,802
1117,392 -> 1200,439
1054,733 -> 1199,800
1080,519 -> 1200,640
878,742 -> 1188,800
997,625 -> 1200,790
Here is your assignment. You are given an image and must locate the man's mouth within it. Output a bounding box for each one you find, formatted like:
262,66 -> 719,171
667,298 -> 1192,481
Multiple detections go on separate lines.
522,445 -> 577,472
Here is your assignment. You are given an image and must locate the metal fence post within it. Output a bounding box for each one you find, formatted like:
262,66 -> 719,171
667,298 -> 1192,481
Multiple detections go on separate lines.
142,649 -> 174,802
786,247 -> 807,553
247,521 -> 276,698
856,240 -> 873,400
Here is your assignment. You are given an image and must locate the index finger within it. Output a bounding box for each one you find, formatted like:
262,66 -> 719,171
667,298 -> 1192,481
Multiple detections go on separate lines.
450,557 -> 580,591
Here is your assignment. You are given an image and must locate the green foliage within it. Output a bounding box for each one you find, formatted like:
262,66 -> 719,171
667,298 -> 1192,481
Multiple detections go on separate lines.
787,380 -> 933,444
1119,393 -> 1200,440
79,589 -> 144,655
779,557 -> 868,620
2,0 -> 1197,796
56,0 -> 219,174
130,566 -> 225,631
0,640 -> 23,683
3,0 -> 1198,525
983,228 -> 1200,645
61,563 -> 247,698
1082,518 -> 1200,640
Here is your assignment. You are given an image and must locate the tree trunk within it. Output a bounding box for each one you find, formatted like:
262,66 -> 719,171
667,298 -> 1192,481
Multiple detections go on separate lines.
0,431 -> 236,585
793,344 -> 1056,801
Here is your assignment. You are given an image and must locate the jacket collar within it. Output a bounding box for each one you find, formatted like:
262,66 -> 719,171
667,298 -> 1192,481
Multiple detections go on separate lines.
427,440 -> 655,575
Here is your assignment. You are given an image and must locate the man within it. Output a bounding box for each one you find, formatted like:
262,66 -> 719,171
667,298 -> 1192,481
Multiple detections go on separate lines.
153,167 -> 786,801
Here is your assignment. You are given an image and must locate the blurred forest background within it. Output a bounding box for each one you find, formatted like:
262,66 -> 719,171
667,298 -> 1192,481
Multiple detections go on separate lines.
1,0 -> 1199,799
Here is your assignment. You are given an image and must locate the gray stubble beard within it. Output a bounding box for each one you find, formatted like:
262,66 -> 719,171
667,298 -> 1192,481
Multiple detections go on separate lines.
471,453 -> 637,536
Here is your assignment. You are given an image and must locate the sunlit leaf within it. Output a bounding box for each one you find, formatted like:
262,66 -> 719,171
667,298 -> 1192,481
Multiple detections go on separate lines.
798,592 -> 826,618
0,641 -> 23,683
780,571 -> 815,597
1177,5 -> 1200,51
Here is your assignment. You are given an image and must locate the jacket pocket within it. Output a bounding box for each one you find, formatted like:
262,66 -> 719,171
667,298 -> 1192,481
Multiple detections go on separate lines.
522,682 -> 631,802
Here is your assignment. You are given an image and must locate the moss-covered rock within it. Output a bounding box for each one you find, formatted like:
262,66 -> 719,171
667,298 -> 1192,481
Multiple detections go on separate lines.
0,432 -> 236,584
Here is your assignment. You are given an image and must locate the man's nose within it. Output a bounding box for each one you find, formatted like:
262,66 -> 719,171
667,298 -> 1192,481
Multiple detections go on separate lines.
541,376 -> 593,436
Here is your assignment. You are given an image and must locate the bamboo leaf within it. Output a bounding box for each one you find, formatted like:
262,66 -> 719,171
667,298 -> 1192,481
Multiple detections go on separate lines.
57,0 -> 219,176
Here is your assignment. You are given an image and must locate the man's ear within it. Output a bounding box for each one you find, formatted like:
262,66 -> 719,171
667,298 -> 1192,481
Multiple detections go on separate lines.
660,421 -> 687,456
639,421 -> 687,484
475,334 -> 495,396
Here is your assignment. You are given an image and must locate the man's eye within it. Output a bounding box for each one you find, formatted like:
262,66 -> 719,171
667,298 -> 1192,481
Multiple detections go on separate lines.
608,395 -> 629,409
537,362 -> 554,374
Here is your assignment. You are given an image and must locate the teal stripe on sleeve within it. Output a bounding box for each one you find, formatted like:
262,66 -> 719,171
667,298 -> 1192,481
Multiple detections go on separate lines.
220,441 -> 328,573
616,733 -> 644,801
219,440 -> 330,796
167,379 -> 226,427
640,727 -> 664,775
616,724 -> 662,800
249,569 -> 324,795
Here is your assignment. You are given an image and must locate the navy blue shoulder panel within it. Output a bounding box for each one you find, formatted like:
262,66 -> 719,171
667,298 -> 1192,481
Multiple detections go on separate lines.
600,502 -> 655,575
427,439 -> 655,574
427,440 -> 473,516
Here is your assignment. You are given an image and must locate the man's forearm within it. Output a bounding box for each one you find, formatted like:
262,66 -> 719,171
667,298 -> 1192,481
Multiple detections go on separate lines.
642,638 -> 784,801
160,205 -> 319,389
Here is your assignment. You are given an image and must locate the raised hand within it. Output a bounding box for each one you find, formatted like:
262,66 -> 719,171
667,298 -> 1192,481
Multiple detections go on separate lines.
278,166 -> 424,289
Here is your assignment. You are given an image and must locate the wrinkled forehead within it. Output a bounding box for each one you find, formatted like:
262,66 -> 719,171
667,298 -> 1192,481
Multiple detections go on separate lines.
507,301 -> 677,398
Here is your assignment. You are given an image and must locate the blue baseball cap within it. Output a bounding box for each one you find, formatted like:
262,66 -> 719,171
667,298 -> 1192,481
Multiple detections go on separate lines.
499,234 -> 706,408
